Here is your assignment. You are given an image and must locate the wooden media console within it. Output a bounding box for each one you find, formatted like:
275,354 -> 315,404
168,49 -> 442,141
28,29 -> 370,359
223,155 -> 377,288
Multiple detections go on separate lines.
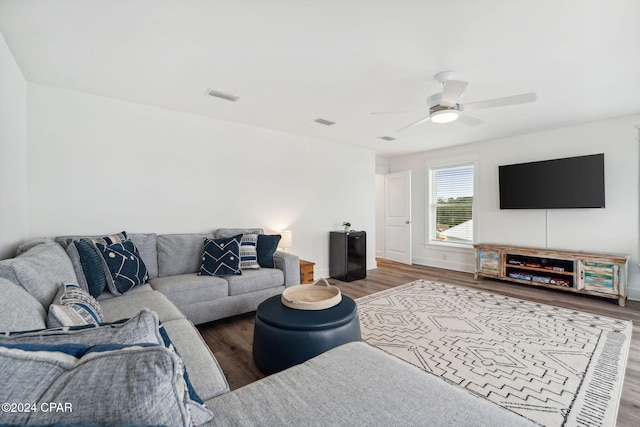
474,244 -> 629,306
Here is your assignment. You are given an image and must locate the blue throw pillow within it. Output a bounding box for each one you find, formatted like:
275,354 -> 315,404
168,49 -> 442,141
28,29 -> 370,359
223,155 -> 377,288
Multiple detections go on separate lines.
95,240 -> 149,295
74,239 -> 107,298
199,235 -> 242,277
257,234 -> 281,268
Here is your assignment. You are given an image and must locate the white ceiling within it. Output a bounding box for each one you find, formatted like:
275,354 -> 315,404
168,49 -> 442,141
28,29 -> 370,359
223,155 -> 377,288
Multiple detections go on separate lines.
1,0 -> 639,157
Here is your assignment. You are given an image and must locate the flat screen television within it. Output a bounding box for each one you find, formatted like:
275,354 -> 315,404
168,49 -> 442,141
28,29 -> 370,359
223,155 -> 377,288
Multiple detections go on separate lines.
499,153 -> 605,209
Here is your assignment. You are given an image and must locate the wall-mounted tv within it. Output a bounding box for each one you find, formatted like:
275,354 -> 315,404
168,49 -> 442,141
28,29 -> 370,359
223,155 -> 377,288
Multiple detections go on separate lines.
499,153 -> 605,209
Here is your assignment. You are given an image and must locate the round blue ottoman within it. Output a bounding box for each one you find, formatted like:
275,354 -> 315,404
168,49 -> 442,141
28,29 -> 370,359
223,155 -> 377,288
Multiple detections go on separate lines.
252,294 -> 361,375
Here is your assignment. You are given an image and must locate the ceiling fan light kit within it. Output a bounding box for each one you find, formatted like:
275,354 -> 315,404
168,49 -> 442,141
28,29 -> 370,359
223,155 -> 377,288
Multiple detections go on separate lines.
430,109 -> 459,124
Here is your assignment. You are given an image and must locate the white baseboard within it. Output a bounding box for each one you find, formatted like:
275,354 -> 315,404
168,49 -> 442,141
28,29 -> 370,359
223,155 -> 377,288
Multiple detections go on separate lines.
627,287 -> 640,302
314,267 -> 329,280
411,256 -> 475,274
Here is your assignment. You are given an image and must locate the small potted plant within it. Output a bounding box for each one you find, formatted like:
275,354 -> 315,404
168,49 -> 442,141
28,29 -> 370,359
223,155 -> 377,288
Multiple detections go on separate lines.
342,221 -> 351,232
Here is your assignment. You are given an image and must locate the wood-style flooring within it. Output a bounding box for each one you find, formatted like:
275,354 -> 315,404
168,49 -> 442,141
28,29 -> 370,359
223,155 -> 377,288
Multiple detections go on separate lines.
197,258 -> 640,426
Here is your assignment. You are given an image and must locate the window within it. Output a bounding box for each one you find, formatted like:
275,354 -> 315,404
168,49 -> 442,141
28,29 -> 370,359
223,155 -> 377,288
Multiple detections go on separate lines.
429,163 -> 474,245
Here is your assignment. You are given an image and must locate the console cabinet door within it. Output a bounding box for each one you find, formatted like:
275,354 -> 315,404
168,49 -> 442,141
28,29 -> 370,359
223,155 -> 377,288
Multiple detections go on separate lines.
476,250 -> 500,277
578,261 -> 619,294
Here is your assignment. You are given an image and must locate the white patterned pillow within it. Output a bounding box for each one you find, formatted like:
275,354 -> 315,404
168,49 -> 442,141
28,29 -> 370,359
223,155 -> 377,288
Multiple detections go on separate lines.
95,239 -> 149,295
240,233 -> 260,270
47,283 -> 104,328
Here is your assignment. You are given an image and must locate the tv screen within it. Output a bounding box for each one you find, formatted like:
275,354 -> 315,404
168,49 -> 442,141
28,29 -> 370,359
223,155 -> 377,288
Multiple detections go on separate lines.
499,154 -> 605,209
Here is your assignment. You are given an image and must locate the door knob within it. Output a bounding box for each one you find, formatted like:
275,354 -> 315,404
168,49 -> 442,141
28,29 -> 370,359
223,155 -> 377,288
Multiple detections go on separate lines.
405,221 -> 411,224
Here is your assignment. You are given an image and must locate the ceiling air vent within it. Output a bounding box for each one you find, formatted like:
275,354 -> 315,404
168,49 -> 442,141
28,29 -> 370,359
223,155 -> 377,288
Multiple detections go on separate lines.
378,136 -> 396,141
204,89 -> 240,102
314,118 -> 336,126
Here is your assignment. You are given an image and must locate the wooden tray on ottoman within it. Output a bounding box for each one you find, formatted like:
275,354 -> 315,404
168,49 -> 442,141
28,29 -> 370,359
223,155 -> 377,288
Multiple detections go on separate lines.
281,278 -> 342,310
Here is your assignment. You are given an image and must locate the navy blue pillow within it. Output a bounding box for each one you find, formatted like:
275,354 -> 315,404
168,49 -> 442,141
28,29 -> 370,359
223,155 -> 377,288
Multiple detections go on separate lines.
95,240 -> 149,295
199,235 -> 242,277
257,234 -> 281,268
74,239 -> 107,298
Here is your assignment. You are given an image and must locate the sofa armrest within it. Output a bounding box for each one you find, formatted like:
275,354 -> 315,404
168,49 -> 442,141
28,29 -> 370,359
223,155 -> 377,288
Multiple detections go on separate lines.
273,250 -> 300,287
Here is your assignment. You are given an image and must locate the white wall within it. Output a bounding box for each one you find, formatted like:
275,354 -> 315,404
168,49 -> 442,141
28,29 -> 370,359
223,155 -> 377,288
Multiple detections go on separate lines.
26,83 -> 377,277
375,174 -> 385,257
0,31 -> 28,259
388,114 -> 640,300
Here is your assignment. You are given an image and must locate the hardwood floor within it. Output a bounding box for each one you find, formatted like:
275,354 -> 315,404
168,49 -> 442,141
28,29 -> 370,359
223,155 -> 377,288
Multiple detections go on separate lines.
197,258 -> 640,426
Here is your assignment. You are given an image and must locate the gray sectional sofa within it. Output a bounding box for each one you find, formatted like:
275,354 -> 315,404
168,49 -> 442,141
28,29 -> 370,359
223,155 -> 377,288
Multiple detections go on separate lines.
55,228 -> 300,325
0,228 -> 536,426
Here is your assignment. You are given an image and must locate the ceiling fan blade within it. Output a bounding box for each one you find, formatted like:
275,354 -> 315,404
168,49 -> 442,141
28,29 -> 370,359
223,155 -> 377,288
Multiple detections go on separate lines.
461,92 -> 537,112
396,115 -> 431,132
457,114 -> 484,127
440,80 -> 468,107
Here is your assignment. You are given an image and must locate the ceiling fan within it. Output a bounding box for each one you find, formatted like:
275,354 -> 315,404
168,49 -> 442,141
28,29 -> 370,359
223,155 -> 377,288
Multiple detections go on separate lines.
387,71 -> 536,131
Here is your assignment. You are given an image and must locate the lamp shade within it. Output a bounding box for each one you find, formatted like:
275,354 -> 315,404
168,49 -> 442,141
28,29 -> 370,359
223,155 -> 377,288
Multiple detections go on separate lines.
278,230 -> 292,250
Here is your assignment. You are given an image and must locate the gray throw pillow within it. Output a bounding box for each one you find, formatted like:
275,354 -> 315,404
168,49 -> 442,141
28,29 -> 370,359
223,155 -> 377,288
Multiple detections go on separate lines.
0,243 -> 77,308
0,341 -> 213,426
0,309 -> 161,345
0,278 -> 47,332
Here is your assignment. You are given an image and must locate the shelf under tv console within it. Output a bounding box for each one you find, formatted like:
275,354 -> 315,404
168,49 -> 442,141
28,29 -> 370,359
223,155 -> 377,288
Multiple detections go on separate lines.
474,243 -> 629,307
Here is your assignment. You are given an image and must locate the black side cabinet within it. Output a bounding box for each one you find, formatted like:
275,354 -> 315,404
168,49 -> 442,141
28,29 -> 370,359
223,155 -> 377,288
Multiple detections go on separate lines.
329,231 -> 366,282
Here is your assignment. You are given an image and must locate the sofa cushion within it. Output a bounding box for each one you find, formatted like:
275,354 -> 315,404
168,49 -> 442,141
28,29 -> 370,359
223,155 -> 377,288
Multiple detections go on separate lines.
0,278 -> 47,332
257,234 -> 282,268
225,268 -> 284,296
0,342 -> 212,426
16,237 -> 56,255
157,233 -> 213,277
0,242 -> 77,309
240,233 -> 260,270
214,228 -> 264,239
149,274 -> 229,308
199,235 -> 242,277
0,309 -> 162,345
96,239 -> 149,295
163,319 -> 230,401
99,290 -> 185,323
207,342 -> 537,427
128,233 -> 159,279
97,283 -> 152,300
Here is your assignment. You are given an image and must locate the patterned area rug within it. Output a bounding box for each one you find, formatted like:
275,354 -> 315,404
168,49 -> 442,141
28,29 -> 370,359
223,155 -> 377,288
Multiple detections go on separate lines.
356,280 -> 631,427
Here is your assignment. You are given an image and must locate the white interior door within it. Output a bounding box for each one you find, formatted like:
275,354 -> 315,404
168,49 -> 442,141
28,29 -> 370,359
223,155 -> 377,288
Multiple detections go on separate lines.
384,170 -> 412,264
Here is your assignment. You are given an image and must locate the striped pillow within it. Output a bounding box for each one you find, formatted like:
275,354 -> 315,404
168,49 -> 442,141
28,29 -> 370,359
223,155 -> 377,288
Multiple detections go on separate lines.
240,233 -> 260,270
47,283 -> 104,328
